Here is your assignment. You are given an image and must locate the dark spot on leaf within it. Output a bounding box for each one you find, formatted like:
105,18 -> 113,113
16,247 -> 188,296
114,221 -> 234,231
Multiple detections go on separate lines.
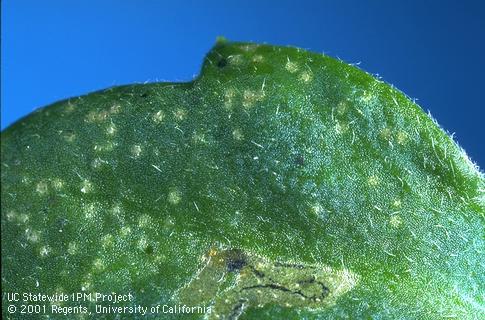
217,58 -> 228,68
295,154 -> 305,166
144,245 -> 154,255
225,249 -> 247,272
57,217 -> 68,229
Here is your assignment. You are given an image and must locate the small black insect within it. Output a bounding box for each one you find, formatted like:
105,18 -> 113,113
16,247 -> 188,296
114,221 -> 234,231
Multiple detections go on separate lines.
225,249 -> 247,272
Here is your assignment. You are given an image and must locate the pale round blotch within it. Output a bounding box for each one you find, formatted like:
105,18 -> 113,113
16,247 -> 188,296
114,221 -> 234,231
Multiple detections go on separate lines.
84,203 -> 97,219
392,199 -> 402,208
86,110 -> 109,123
228,54 -> 244,65
39,245 -> 51,257
243,90 -> 265,108
6,210 -> 17,222
120,226 -> 131,237
337,101 -> 348,115
138,214 -> 152,228
26,229 -> 40,243
106,123 -> 117,136
18,213 -> 29,224
192,131 -> 207,144
299,71 -> 313,83
131,145 -> 142,158
168,189 -> 182,205
367,175 -> 379,186
67,242 -> 78,255
285,60 -> 299,73
81,179 -> 93,194
174,108 -> 188,121
110,104 -> 121,114
360,91 -> 373,103
390,215 -> 403,228
397,131 -> 408,145
153,110 -> 165,123
93,258 -> 105,271
101,234 -> 114,248
91,158 -> 105,169
224,88 -> 237,110
232,128 -> 244,140
36,181 -> 49,195
252,55 -> 264,63
380,128 -> 392,141
51,178 -> 64,190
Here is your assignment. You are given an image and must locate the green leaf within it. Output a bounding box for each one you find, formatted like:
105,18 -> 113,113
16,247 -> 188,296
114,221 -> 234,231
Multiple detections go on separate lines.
2,40 -> 484,319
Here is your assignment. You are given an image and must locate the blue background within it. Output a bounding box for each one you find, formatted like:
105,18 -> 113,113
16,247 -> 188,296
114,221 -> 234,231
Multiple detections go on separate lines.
2,0 -> 484,168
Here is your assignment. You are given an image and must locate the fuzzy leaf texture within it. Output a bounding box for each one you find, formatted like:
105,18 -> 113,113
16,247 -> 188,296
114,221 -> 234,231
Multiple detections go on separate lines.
1,39 -> 484,319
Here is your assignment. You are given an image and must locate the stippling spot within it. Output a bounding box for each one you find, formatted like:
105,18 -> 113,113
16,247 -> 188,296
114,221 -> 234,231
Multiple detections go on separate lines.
176,247 -> 359,320
240,44 -> 258,52
224,89 -> 237,111
120,226 -> 131,237
285,60 -> 299,73
93,258 -> 105,271
110,104 -> 121,114
138,214 -> 152,228
51,178 -> 64,190
36,181 -> 49,195
81,275 -> 92,291
232,128 -> 244,141
111,204 -> 122,216
106,123 -> 117,136
243,90 -> 265,108
26,229 -> 40,243
86,110 -> 109,123
101,234 -> 114,248
334,121 -> 349,135
390,215 -> 403,228
67,242 -> 78,255
131,145 -> 142,158
137,237 -> 148,251
153,110 -> 165,123
310,203 -> 325,217
228,54 -> 244,66
174,108 -> 188,121
252,55 -> 264,63
6,210 -> 17,222
367,175 -> 379,187
396,131 -> 408,145
84,203 -> 97,219
21,176 -> 32,185
360,90 -> 373,103
392,199 -> 402,208
39,245 -> 51,257
380,128 -> 392,141
192,131 -> 207,144
299,71 -> 313,83
336,101 -> 347,115
61,131 -> 76,143
91,158 -> 105,169
94,142 -> 117,152
80,179 -> 93,194
168,189 -> 182,205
